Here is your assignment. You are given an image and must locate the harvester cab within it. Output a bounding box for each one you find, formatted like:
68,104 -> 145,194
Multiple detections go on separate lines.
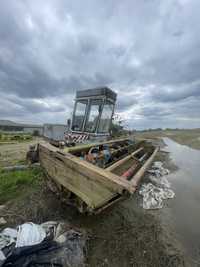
65,87 -> 117,144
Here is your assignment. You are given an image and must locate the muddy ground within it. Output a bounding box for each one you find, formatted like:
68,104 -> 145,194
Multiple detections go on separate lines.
0,166 -> 185,266
1,130 -> 199,266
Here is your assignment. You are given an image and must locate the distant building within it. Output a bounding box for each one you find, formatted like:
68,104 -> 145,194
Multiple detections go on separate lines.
43,124 -> 68,141
0,120 -> 43,135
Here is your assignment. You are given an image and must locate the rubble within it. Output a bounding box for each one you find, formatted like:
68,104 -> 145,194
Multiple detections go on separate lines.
0,221 -> 86,267
148,161 -> 170,177
139,161 -> 175,209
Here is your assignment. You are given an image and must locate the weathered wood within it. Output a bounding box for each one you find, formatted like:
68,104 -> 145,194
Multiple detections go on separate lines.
39,143 -> 135,210
106,147 -> 144,172
38,140 -> 158,212
64,137 -> 131,154
93,195 -> 125,214
40,150 -> 115,208
40,142 -> 134,193
130,147 -> 159,187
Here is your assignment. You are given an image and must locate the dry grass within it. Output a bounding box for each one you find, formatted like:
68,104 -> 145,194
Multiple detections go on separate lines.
0,137 -> 41,167
135,129 -> 200,150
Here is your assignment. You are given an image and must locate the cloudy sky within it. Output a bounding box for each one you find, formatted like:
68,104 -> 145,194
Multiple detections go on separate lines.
0,0 -> 199,129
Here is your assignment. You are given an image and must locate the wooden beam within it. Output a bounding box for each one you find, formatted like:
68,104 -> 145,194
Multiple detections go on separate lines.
45,143 -> 134,193
106,147 -> 144,172
38,141 -> 157,212
38,142 -> 135,210
130,147 -> 159,187
65,137 -> 131,154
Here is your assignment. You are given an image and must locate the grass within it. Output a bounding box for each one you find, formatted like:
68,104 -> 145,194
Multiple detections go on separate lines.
135,129 -> 200,150
0,167 -> 43,204
0,132 -> 33,143
0,138 -> 40,168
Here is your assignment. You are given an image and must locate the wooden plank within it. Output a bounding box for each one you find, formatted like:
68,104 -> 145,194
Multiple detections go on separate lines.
38,141 -> 158,211
106,147 -> 144,172
39,149 -> 117,209
130,147 -> 159,187
38,143 -> 135,210
94,195 -> 125,214
40,142 -> 135,194
64,137 -> 131,154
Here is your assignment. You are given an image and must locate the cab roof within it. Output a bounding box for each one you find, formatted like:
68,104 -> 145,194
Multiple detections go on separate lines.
76,87 -> 117,101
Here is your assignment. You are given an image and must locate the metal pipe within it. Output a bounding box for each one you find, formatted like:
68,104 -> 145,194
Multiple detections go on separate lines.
121,161 -> 139,180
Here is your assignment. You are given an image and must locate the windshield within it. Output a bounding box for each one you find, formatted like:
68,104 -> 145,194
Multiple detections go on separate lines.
98,101 -> 114,133
85,99 -> 102,133
71,100 -> 87,131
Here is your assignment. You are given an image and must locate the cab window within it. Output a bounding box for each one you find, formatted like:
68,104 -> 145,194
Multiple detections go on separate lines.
71,100 -> 87,131
85,99 -> 102,133
98,101 -> 114,133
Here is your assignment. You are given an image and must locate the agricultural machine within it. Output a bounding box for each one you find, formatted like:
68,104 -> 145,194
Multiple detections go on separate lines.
28,87 -> 158,213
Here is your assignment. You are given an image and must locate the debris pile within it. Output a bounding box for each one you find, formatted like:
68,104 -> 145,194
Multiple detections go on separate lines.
139,161 -> 175,209
0,221 -> 86,267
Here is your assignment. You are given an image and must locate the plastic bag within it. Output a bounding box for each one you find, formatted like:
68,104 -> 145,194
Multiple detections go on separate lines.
139,161 -> 175,209
16,223 -> 46,248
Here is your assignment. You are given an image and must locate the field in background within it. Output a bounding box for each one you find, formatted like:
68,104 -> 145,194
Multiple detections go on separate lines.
135,128 -> 200,150
0,137 -> 41,167
0,132 -> 33,145
1,129 -> 199,168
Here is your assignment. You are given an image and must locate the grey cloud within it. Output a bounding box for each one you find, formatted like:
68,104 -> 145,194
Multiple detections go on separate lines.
116,94 -> 138,112
150,81 -> 200,103
139,106 -> 172,119
0,0 -> 200,128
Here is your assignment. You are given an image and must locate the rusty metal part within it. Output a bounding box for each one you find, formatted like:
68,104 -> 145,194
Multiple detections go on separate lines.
121,161 -> 140,180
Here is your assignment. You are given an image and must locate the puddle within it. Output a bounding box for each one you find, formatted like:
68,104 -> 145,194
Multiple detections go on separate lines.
163,138 -> 200,265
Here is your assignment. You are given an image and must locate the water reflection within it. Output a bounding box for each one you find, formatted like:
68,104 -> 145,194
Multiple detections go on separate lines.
163,138 -> 200,263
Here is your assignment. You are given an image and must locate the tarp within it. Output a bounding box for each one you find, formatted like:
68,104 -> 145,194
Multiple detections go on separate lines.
0,221 -> 86,267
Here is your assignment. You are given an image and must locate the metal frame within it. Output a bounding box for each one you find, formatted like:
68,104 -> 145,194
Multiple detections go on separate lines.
71,98 -> 89,133
84,97 -> 104,134
71,95 -> 116,136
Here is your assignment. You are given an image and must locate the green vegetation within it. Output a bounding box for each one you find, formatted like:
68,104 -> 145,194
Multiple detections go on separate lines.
0,132 -> 33,143
110,115 -> 130,137
0,167 -> 43,204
